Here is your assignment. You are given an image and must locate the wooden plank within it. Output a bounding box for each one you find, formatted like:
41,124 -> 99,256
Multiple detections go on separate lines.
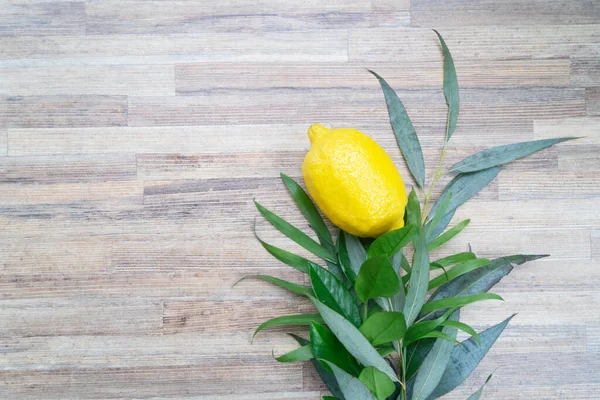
0,128 -> 6,156
593,230 -> 600,260
0,1 -> 85,36
572,58 -> 600,87
1,95 -> 128,128
559,145 -> 600,171
534,116 -> 600,144
586,87 -> 600,115
0,65 -> 175,96
443,385 -> 600,400
499,171 -> 600,200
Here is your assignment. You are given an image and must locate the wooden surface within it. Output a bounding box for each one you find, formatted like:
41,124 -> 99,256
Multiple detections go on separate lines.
1,1 -> 599,399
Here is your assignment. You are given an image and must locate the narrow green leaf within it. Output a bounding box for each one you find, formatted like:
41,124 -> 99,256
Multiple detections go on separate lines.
403,228 -> 430,326
412,310 -> 460,400
426,315 -> 515,399
418,330 -> 460,345
276,345 -> 313,363
406,189 -> 421,226
431,252 -> 476,268
405,338 -> 436,382
426,193 -> 452,239
338,231 -> 367,285
281,173 -> 334,248
467,374 -> 494,400
369,70 -> 425,188
355,256 -> 400,303
255,235 -> 310,273
376,344 -> 396,357
323,397 -> 339,400
235,275 -> 312,297
439,320 -> 481,344
426,209 -> 455,243
367,225 -> 417,259
420,293 -> 503,314
310,321 -> 362,377
450,138 -> 577,173
255,201 -> 336,263
390,252 -> 407,312
404,308 -> 456,346
310,297 -> 399,383
428,219 -> 470,251
254,314 -> 324,338
359,367 -> 396,400
309,262 -> 362,328
434,30 -> 459,140
323,361 -> 378,400
427,258 -> 491,290
359,311 -> 407,346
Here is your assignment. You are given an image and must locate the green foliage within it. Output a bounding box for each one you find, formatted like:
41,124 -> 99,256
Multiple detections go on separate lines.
235,275 -> 312,297
355,256 -> 401,303
310,321 -> 362,377
359,311 -> 407,346
359,367 -> 396,400
275,345 -> 313,363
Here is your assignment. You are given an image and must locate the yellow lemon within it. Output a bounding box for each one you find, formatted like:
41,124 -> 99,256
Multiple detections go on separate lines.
302,124 -> 408,238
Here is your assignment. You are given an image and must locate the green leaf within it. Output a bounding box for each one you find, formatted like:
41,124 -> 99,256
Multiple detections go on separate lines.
309,262 -> 362,328
355,256 -> 400,303
254,314 -> 324,338
406,189 -> 421,226
404,308 -> 456,346
255,235 -> 310,273
310,297 -> 399,383
281,173 -> 334,248
434,30 -> 459,140
255,201 -> 336,263
431,252 -> 476,268
276,344 -> 313,362
403,228 -> 430,325
323,361 -> 377,400
412,310 -> 460,400
450,138 -> 577,173
426,315 -> 515,399
440,320 -> 481,344
338,231 -> 367,285
426,209 -> 455,243
292,334 -> 345,400
467,374 -> 494,400
376,344 -> 396,357
323,397 -> 339,400
428,218 -> 470,252
420,293 -> 503,314
367,225 -> 417,259
369,70 -> 425,188
310,321 -> 362,377
359,311 -> 407,346
359,367 -> 396,400
405,338 -> 436,382
235,275 -> 312,297
418,330 -> 460,345
427,258 -> 491,290
425,192 -> 452,239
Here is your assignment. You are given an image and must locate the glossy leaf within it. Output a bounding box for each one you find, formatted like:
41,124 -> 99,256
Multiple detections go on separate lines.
276,345 -> 313,362
309,262 -> 362,328
434,30 -> 459,140
404,308 -> 456,346
426,315 -> 515,399
420,293 -> 503,313
431,252 -> 476,269
254,314 -> 324,338
440,320 -> 481,344
323,361 -> 377,400
323,397 -> 339,400
281,173 -> 333,248
235,275 -> 312,297
359,311 -> 407,346
406,189 -> 421,226
255,201 -> 336,263
403,228 -> 430,326
310,321 -> 362,377
310,297 -> 399,383
427,258 -> 491,290
355,256 -> 400,303
367,225 -> 417,259
450,138 -> 577,173
405,338 -> 436,382
338,231 -> 367,285
467,374 -> 493,400
418,330 -> 460,345
412,310 -> 460,400
370,70 -> 425,188
427,218 -> 470,251
376,344 -> 396,357
255,235 -> 310,273
359,367 -> 396,400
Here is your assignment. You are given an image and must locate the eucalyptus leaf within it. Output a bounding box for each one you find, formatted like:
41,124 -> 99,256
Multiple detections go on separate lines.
310,321 -> 362,377
440,320 -> 481,344
359,367 -> 396,400
309,262 -> 362,328
235,275 -> 312,297
426,315 -> 515,399
275,344 -> 313,362
403,228 -> 430,326
404,308 -> 456,346
467,373 -> 493,400
418,330 -> 461,345
355,256 -> 400,303
426,193 -> 452,239
255,235 -> 310,273
323,361 -> 378,400
406,189 -> 421,226
255,201 -> 336,263
338,230 -> 367,285
431,252 -> 476,268
311,297 -> 399,383
427,258 -> 491,290
450,138 -> 577,173
420,293 -> 503,313
376,344 -> 396,357
426,209 -> 455,243
434,30 -> 459,140
427,218 -> 470,251
405,338 -> 436,382
367,225 -> 417,259
359,311 -> 407,346
254,314 -> 324,338
370,70 -> 425,188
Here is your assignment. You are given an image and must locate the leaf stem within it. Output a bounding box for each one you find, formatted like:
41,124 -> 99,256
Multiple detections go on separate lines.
421,139 -> 449,224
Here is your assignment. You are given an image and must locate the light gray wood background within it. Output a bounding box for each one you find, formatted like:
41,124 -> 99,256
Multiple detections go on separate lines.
1,1 -> 599,399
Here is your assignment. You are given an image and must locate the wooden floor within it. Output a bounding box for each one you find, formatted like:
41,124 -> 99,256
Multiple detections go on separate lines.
1,1 -> 599,399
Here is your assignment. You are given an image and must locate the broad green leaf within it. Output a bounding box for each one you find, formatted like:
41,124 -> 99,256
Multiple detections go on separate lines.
440,320 -> 481,344
355,256 -> 400,303
255,201 -> 336,263
359,311 -> 407,346
420,293 -> 503,313
338,231 -> 367,285
281,173 -> 334,248
434,30 -> 459,140
427,167 -> 500,236
427,218 -> 470,251
412,310 -> 460,400
376,344 -> 396,357
426,209 -> 455,243
403,228 -> 430,325
235,275 -> 312,297
427,258 -> 491,290
311,297 -> 399,382
450,138 -> 577,173
370,70 -> 425,188
367,225 -> 417,259
309,262 -> 362,328
323,361 -> 377,400
359,367 -> 396,400
467,374 -> 493,400
406,189 -> 421,226
426,315 -> 515,399
276,345 -> 313,362
254,314 -> 324,338
323,397 -> 339,400
431,252 -> 476,268
255,235 -> 310,273
425,192 -> 452,239
292,334 -> 345,400
310,321 -> 362,377
404,308 -> 456,346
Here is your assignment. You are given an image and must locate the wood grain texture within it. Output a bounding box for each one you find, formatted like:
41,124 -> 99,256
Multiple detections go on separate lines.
1,1 -> 599,399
